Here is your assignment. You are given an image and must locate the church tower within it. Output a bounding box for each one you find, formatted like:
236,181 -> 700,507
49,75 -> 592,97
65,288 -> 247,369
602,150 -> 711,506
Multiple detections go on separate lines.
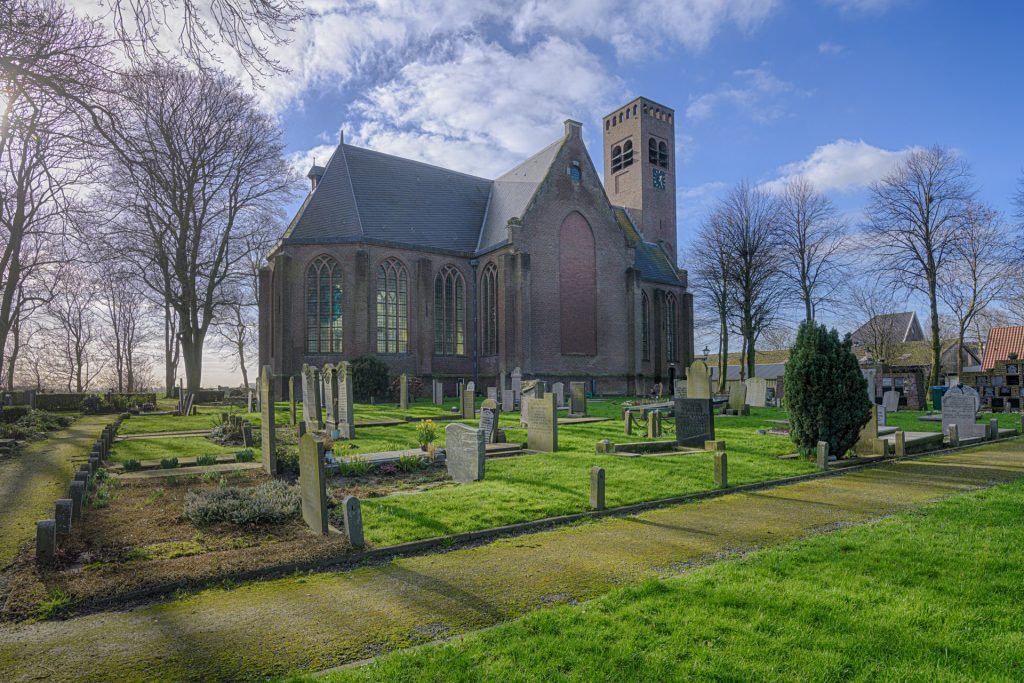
602,97 -> 677,264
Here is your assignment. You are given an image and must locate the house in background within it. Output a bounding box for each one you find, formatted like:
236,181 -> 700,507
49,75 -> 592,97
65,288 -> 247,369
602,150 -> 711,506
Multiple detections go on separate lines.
961,326 -> 1024,411
851,311 -> 925,349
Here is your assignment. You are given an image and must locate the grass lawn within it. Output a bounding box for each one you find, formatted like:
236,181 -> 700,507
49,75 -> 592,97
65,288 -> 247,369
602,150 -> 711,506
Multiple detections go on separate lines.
885,408 -> 1022,434
108,436 -> 243,463
332,477 -> 1024,682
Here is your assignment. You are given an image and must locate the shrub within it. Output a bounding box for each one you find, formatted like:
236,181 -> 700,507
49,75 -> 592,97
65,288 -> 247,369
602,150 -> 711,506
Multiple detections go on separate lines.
784,321 -> 872,459
183,480 -> 300,526
389,375 -> 424,403
80,395 -> 102,414
338,455 -> 375,477
276,445 -> 298,474
36,588 -> 74,619
91,483 -> 111,509
235,449 -> 255,463
397,453 -> 427,472
0,405 -> 31,423
159,457 -> 179,469
195,454 -> 217,466
351,355 -> 390,401
123,459 -> 142,472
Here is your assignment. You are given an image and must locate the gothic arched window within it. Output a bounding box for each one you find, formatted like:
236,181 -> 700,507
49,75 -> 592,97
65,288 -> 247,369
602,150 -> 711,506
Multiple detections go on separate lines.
376,257 -> 408,354
658,141 -> 669,169
480,262 -> 498,356
648,137 -> 658,164
306,255 -> 343,353
622,140 -> 634,168
434,265 -> 466,356
641,291 -> 650,361
665,292 -> 678,362
611,144 -> 623,172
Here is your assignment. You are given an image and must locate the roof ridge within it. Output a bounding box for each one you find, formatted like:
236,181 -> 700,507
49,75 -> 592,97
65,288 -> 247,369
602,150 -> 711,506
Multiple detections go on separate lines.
343,143 -> 493,183
493,137 -> 564,181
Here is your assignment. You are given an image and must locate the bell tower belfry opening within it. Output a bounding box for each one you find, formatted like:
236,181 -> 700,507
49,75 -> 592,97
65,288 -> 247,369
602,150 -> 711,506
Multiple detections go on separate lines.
602,97 -> 678,264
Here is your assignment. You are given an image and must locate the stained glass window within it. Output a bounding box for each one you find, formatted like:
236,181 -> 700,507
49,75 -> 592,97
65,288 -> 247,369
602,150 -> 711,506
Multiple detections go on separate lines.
376,257 -> 408,354
434,265 -> 465,356
306,256 -> 343,353
480,262 -> 498,356
665,292 -> 678,362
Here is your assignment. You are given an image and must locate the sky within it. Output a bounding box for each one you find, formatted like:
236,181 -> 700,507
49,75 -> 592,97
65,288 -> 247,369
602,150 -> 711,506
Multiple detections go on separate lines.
134,0 -> 1024,386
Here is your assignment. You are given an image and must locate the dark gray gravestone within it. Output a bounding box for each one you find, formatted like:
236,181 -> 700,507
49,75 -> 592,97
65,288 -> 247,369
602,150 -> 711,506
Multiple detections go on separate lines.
55,499 -> 73,534
36,520 -> 55,564
288,375 -> 297,426
479,399 -> 499,443
298,434 -> 328,535
444,423 -> 486,483
343,496 -> 364,548
590,466 -> 605,510
714,452 -> 728,488
674,398 -> 714,448
260,365 -> 277,475
68,480 -> 85,519
569,381 -> 587,417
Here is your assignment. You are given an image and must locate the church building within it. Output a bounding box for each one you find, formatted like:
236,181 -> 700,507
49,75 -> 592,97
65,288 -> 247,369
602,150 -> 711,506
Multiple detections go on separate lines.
258,96 -> 694,394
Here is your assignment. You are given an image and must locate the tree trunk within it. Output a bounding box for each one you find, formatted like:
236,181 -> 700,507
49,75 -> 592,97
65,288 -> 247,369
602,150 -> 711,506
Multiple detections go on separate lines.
164,304 -> 178,397
180,330 -> 206,394
746,335 -> 756,382
718,315 -> 728,394
928,277 -> 942,390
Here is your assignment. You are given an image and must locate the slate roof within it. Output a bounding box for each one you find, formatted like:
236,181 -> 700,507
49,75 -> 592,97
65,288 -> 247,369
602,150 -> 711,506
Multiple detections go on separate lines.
709,363 -> 787,381
611,207 -> 682,286
478,139 -> 563,251
981,326 -> 1024,370
851,312 -> 924,346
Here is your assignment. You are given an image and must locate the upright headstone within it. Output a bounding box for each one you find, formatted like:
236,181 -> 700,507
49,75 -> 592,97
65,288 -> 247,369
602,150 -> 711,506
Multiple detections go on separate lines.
511,367 -> 522,403
343,496 -> 364,548
499,371 -> 508,395
673,379 -> 686,399
465,380 -> 475,395
247,389 -> 254,414
501,389 -> 514,413
519,396 -> 530,426
336,361 -> 355,439
894,429 -> 906,457
552,382 -> 565,408
989,418 -> 1000,440
861,368 -> 877,404
399,373 -> 409,410
260,365 -> 277,475
727,382 -> 747,412
568,382 -> 587,417
288,376 -> 297,426
674,398 -> 714,448
68,480 -> 85,520
876,404 -> 887,428
298,433 -> 328,535
816,441 -> 829,469
55,499 -> 72,534
487,386 -> 498,402
686,360 -> 712,399
590,466 -> 605,510
882,390 -> 900,413
322,363 -> 339,433
461,387 -> 475,419
36,520 -> 56,564
942,388 -> 985,440
444,422 -> 486,482
301,364 -> 323,431
479,399 -> 499,444
432,379 -> 444,406
745,377 -> 768,408
526,392 -> 558,452
854,402 -> 880,455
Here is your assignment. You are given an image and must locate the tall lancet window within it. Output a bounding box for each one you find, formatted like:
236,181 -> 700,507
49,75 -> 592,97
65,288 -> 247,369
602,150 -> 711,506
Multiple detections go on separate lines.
434,265 -> 466,356
376,257 -> 408,354
306,255 -> 343,353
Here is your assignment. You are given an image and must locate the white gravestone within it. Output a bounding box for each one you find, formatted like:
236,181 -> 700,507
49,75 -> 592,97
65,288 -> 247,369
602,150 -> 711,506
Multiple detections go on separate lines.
942,390 -> 985,440
882,390 -> 900,413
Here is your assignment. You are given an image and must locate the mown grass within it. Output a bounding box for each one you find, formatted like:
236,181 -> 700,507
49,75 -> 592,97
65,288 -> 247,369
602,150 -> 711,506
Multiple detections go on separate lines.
885,408 -> 1021,434
330,477 -> 1024,682
108,436 -> 241,464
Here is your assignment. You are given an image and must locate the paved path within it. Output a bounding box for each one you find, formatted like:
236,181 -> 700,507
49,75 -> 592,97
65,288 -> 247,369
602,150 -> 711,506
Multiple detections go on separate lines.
0,415 -> 113,568
2,441 -> 1023,682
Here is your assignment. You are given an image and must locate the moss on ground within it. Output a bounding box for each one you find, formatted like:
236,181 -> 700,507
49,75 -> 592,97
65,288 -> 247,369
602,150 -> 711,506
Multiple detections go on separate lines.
0,441 -> 1021,682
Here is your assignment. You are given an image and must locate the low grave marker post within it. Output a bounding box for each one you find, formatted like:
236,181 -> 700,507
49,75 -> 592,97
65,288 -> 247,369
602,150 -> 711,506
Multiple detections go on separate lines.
714,451 -> 728,489
816,441 -> 829,470
298,433 -> 328,535
343,496 -> 364,549
590,466 -> 605,510
36,520 -> 55,564
260,365 -> 277,475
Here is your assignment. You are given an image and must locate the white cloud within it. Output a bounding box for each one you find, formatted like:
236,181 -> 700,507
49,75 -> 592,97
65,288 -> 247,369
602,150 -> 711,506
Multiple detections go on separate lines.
347,37 -> 624,178
818,41 -> 845,54
822,0 -> 900,13
763,139 -> 917,193
686,67 -> 801,122
287,142 -> 339,176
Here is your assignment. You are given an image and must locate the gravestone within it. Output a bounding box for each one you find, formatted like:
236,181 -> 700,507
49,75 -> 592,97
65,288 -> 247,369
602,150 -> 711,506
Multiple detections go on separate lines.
301,364 -> 323,431
714,452 -> 728,488
894,429 -> 906,457
460,387 -> 475,419
36,520 -> 55,564
876,404 -> 887,428
673,379 -> 686,399
674,398 -> 714,448
569,382 -> 587,417
816,441 -> 829,469
288,376 -> 297,426
958,384 -> 981,412
501,389 -> 514,413
590,466 -> 605,510
55,499 -> 72,534
854,402 -> 881,455
487,386 -> 497,402
500,371 -> 508,395
527,392 -> 558,452
444,422 -> 486,483
882,390 -> 900,413
519,396 -> 530,426
466,380 -> 475,395
335,361 -> 355,439
247,390 -> 254,414
745,377 -> 768,408
686,360 -> 712,399
298,433 -> 328,535
242,422 -> 254,447
260,365 -> 277,475
322,363 -> 339,432
399,373 -> 409,410
511,367 -> 522,403
861,368 -> 877,404
479,398 -> 500,443
727,383 -> 747,412
432,379 -> 443,405
68,480 -> 85,519
552,382 -> 565,408
942,389 -> 985,440
522,379 -> 543,400
343,496 -> 364,548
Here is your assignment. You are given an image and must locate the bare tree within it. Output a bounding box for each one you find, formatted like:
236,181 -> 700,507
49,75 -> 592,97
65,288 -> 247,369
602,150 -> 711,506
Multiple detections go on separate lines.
692,210 -> 734,393
777,177 -> 846,321
719,181 -> 786,380
864,146 -> 974,388
95,264 -> 155,392
100,63 -> 293,393
847,280 -> 901,369
46,269 -> 105,392
937,203 -> 1013,374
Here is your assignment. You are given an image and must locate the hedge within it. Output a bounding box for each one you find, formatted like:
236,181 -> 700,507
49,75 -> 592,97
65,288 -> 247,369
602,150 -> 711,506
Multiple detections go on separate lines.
172,389 -> 225,404
34,392 -> 158,412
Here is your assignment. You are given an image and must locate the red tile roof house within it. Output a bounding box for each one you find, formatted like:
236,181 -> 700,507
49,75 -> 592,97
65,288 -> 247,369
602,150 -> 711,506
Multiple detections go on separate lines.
981,326 -> 1024,371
